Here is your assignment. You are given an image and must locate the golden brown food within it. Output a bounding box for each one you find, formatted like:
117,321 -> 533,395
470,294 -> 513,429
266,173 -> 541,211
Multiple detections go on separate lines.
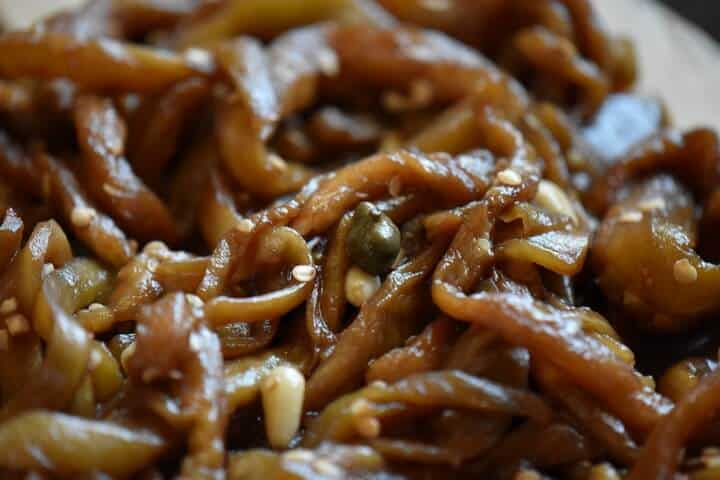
0,0 -> 718,478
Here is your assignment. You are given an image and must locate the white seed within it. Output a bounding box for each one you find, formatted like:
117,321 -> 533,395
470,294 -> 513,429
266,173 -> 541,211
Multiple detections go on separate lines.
313,459 -> 343,478
497,169 -> 522,186
588,463 -> 621,480
268,153 -> 287,171
143,241 -> 168,255
382,80 -> 433,113
41,263 -> 55,278
345,267 -> 381,307
409,80 -> 433,105
292,265 -> 316,283
349,398 -> 381,438
102,183 -> 125,197
369,380 -> 388,389
0,297 -> 17,315
618,210 -> 643,223
702,448 -> 720,468
354,416 -> 381,439
235,218 -> 255,234
260,365 -> 305,449
284,449 -> 315,463
534,180 -> 578,224
185,294 -> 204,310
0,329 -> 8,350
5,314 -> 29,336
637,197 -> 666,212
70,206 -> 96,227
87,302 -> 105,311
317,49 -> 339,77
673,259 -> 698,284
120,342 -> 136,374
89,348 -> 103,370
421,0 -> 450,10
475,238 -> 492,256
184,47 -> 215,73
514,470 -> 542,480
350,398 -> 373,417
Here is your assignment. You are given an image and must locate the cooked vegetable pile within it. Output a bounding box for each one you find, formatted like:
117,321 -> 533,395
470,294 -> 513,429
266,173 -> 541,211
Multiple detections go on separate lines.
1,1 -> 719,478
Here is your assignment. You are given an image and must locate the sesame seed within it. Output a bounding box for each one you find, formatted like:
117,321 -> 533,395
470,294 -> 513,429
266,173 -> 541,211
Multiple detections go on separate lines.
89,349 -> 103,369
5,314 -> 29,336
497,169 -> 522,186
618,210 -> 643,223
345,267 -> 381,307
70,206 -> 96,227
0,297 -> 17,315
535,180 -> 578,224
185,294 -> 204,310
236,218 -> 255,233
268,153 -> 287,171
316,49 -> 339,77
120,342 -> 136,373
168,369 -> 182,380
369,380 -> 388,389
292,265 -> 316,283
382,81 -> 433,113
637,197 -> 666,212
409,80 -> 433,105
389,176 -> 402,197
284,449 -> 315,463
0,330 -> 8,350
184,48 -> 215,73
313,459 -> 343,478
41,263 -> 55,278
354,416 -> 381,438
88,303 -> 104,311
350,399 -> 373,417
102,183 -> 125,197
144,241 -> 168,255
421,0 -> 450,10
673,259 -> 698,284
475,238 -> 492,256
514,470 -> 541,480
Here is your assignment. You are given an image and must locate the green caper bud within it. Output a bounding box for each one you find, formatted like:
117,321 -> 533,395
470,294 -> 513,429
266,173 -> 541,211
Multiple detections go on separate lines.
347,202 -> 401,275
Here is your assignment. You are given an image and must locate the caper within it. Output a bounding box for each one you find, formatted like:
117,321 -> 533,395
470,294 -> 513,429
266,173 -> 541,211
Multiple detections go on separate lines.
347,202 -> 401,275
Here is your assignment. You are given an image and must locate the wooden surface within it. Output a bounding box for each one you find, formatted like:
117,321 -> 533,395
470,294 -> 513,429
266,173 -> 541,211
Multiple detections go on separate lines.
1,0 -> 719,130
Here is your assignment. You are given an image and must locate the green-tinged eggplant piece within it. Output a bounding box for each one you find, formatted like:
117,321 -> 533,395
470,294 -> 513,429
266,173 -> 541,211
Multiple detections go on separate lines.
0,30 -> 211,91
304,240 -> 447,410
0,412 -> 168,478
126,292 -> 227,479
593,175 -> 720,331
74,95 -> 178,243
304,370 -> 551,447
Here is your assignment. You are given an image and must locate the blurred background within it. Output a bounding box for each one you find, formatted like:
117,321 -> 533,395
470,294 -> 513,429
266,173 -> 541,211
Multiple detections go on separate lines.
0,0 -> 718,130
660,0 -> 720,40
